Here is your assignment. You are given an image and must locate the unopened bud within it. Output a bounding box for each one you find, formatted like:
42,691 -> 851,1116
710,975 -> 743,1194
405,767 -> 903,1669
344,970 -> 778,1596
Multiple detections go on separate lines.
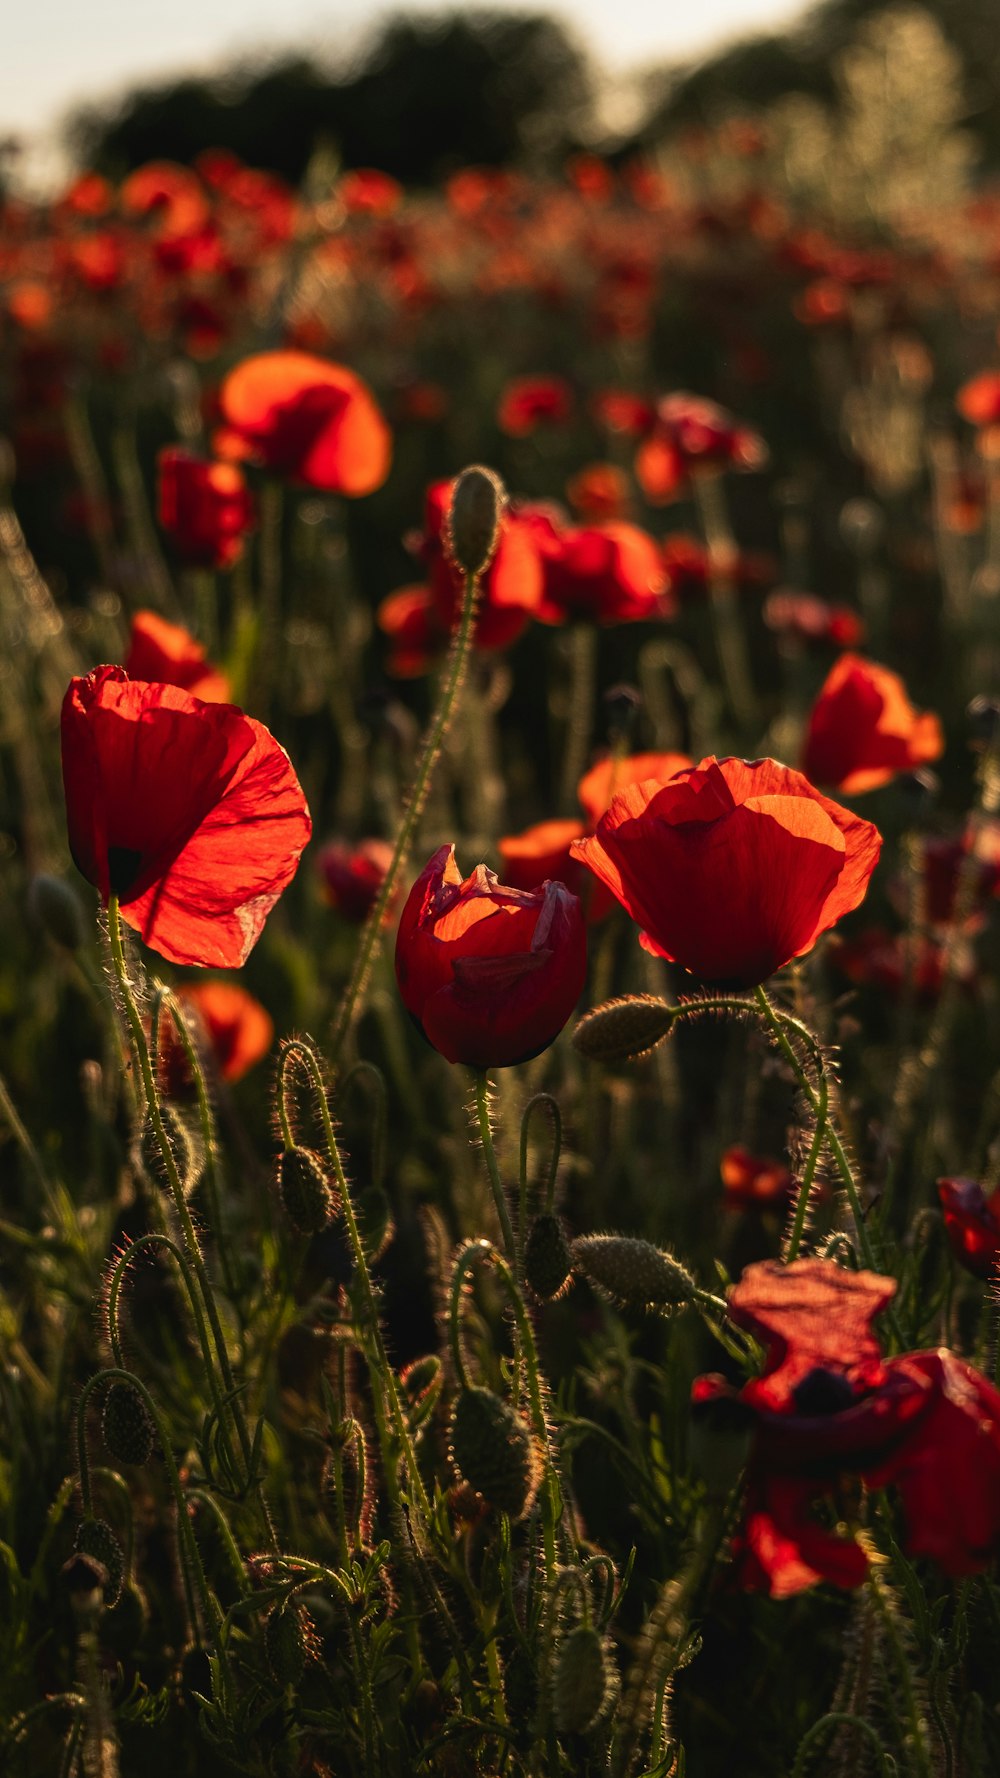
102,1379 -> 155,1466
358,1183 -> 393,1261
400,1355 -> 443,1428
139,1106 -> 197,1194
524,1213 -> 573,1301
277,1147 -> 337,1234
572,1234 -> 696,1312
449,1386 -> 541,1519
28,874 -> 86,950
445,465 -> 506,578
551,1625 -> 615,1735
573,995 -> 675,1064
74,1517 -> 124,1607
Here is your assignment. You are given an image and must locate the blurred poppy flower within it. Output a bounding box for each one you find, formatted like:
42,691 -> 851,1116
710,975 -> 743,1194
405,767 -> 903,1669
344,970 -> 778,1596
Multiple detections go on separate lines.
339,168 -> 403,216
720,1146 -> 795,1211
572,756 -> 880,987
764,591 -> 864,650
696,1258 -> 1000,1595
121,161 -> 210,240
395,845 -> 586,1068
957,372 -> 1000,429
635,393 -> 767,503
827,926 -> 975,1000
801,655 -> 944,795
159,979 -> 274,1096
565,463 -> 629,521
591,390 -> 656,435
61,665 -> 311,968
536,519 -> 671,625
937,1177 -> 1000,1277
497,375 -> 573,436
125,610 -> 230,704
318,838 -> 397,924
662,533 -> 774,602
890,826 -> 1000,932
157,448 -> 255,571
218,351 -> 391,495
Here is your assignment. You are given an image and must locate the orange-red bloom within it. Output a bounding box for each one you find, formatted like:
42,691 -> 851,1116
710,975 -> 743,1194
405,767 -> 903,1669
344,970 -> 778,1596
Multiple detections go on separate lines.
576,752 -> 692,829
957,372 -> 1000,429
218,351 -> 391,495
395,845 -> 586,1068
159,979 -> 274,1094
720,1146 -> 795,1211
318,838 -> 397,924
125,611 -> 230,704
497,375 -> 573,436
571,756 -> 881,987
61,666 -> 311,968
157,448 -> 254,570
801,654 -> 944,795
635,393 -> 767,503
535,519 -> 671,625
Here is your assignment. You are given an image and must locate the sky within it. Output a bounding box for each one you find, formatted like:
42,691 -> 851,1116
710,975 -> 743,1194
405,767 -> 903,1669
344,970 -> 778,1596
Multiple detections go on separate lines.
4,0 -> 812,185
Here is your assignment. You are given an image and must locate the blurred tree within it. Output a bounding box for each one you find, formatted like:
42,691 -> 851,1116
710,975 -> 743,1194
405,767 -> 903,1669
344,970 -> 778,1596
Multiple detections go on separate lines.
68,10 -> 594,185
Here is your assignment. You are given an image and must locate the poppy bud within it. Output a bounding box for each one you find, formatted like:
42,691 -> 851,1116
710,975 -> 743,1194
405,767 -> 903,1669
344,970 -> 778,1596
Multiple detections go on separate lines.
551,1625 -> 615,1735
573,994 -> 675,1064
358,1183 -> 393,1261
524,1213 -> 574,1301
572,1234 -> 696,1312
102,1379 -> 155,1466
323,1417 -> 373,1544
277,1147 -> 337,1234
449,1386 -> 541,1518
74,1517 -> 125,1607
445,464 -> 506,578
28,873 -> 86,950
265,1603 -> 308,1687
139,1107 -> 197,1195
395,846 -> 586,1069
400,1355 -> 444,1429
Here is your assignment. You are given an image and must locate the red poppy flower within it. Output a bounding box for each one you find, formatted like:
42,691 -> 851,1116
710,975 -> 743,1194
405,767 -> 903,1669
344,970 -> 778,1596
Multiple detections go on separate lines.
764,592 -> 864,650
497,375 -> 573,437
496,820 -> 587,894
827,926 -> 975,1000
661,533 -> 774,602
395,845 -> 586,1068
591,390 -> 656,436
318,838 -> 397,924
889,827 -> 1000,931
537,520 -> 671,625
61,666 -> 311,968
571,757 -> 881,987
957,372 -> 1000,429
576,752 -> 692,829
937,1177 -> 1000,1277
125,611 -> 230,704
802,655 -> 944,795
565,463 -> 629,521
406,479 -> 546,659
635,394 -> 767,504
218,351 -> 391,495
339,168 -> 403,216
157,448 -> 254,571
159,979 -> 274,1095
720,1146 -> 795,1211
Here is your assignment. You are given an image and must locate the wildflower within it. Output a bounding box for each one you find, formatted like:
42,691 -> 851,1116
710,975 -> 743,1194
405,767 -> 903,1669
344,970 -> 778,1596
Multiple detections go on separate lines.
937,1177 -> 1000,1277
61,665 -> 311,967
720,1146 -> 795,1211
571,756 -> 880,987
395,845 -> 586,1067
635,393 -> 767,503
158,980 -> 274,1095
218,350 -> 391,495
157,448 -> 254,571
125,610 -> 230,703
801,654 -> 943,795
497,374 -> 572,436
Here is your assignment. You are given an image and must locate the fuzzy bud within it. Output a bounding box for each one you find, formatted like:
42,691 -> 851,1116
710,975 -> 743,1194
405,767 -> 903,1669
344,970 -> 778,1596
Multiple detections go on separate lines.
74,1517 -> 125,1607
139,1106 -> 197,1194
445,465 -> 506,578
573,995 -> 675,1064
102,1379 -> 155,1466
571,1234 -> 696,1312
265,1603 -> 308,1687
551,1625 -> 614,1736
28,874 -> 86,950
358,1183 -> 393,1261
524,1213 -> 573,1301
277,1147 -> 337,1234
449,1386 -> 541,1519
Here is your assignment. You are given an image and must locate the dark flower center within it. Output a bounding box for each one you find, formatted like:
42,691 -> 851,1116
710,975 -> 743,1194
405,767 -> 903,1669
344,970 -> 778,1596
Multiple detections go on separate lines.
791,1367 -> 860,1417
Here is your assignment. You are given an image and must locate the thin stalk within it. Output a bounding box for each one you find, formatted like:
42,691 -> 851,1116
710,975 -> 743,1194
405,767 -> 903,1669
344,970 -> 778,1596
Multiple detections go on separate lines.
473,1073 -> 517,1266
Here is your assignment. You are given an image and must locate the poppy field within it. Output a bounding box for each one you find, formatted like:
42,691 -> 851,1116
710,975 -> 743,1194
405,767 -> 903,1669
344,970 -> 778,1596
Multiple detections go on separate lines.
7,12 -> 1000,1772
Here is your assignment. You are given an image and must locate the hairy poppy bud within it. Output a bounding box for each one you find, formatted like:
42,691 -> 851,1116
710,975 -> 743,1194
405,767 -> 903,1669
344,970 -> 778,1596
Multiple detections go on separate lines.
396,845 -> 586,1068
449,1386 -> 541,1518
102,1379 -> 155,1466
265,1603 -> 308,1687
551,1625 -> 615,1735
277,1147 -> 337,1234
572,1234 -> 696,1312
445,464 -> 505,578
573,994 -> 675,1064
524,1214 -> 573,1301
139,1106 -> 197,1194
28,874 -> 86,950
74,1517 -> 125,1607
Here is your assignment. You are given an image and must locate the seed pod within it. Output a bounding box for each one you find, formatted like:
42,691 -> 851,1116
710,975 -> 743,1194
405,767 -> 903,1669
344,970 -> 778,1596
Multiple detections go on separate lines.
277,1147 -> 337,1234
28,874 -> 86,950
573,995 -> 675,1064
449,1386 -> 540,1519
551,1625 -> 614,1736
322,1417 -> 373,1546
445,464 -> 506,578
74,1517 -> 124,1608
524,1213 -> 573,1301
102,1379 -> 155,1466
265,1603 -> 307,1687
139,1106 -> 196,1193
572,1234 -> 696,1312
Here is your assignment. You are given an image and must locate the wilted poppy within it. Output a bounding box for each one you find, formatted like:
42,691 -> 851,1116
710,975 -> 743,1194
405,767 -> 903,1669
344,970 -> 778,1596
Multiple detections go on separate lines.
125,611 -> 230,704
571,756 -> 881,987
801,655 -> 944,795
318,838 -> 398,924
61,666 -> 311,968
159,979 -> 274,1095
218,351 -> 391,495
395,845 -> 586,1068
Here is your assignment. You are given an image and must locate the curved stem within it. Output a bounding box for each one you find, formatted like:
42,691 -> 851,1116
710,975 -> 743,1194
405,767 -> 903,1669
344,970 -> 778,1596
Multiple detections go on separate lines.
785,1067 -> 829,1263
329,564 -> 481,1060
